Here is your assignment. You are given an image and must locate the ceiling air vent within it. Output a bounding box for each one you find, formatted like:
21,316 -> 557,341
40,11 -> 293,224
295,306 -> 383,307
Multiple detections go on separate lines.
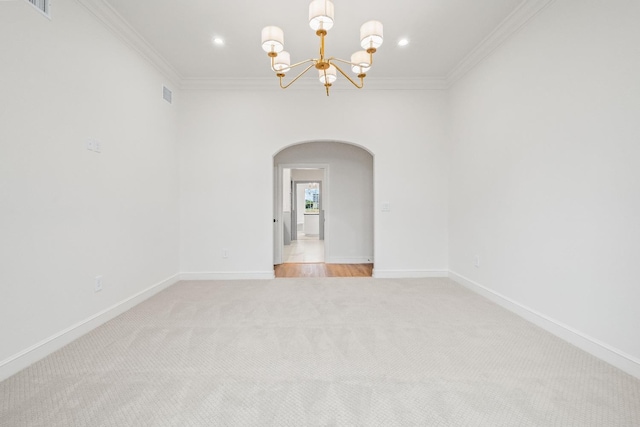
162,85 -> 172,104
27,0 -> 50,17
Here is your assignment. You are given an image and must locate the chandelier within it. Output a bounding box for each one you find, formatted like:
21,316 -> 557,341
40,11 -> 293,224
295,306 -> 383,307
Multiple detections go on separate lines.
261,0 -> 383,96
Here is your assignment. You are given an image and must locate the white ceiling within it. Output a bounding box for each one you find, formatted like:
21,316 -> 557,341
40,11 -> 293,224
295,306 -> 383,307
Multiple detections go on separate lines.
101,0 -> 530,82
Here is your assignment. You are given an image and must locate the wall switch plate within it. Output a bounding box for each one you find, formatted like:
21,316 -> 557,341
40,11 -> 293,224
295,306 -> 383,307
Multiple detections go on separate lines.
95,276 -> 103,292
474,255 -> 480,268
222,249 -> 229,259
86,139 -> 101,153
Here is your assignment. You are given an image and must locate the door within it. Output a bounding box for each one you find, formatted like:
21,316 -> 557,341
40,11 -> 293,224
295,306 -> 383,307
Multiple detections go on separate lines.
273,166 -> 283,265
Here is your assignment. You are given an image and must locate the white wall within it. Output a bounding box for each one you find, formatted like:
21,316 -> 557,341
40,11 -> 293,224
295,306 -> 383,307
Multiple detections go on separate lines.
1,0 -> 637,385
449,0 -> 640,375
291,169 -> 324,182
0,0 -> 179,379
179,89 -> 449,278
277,142 -> 372,262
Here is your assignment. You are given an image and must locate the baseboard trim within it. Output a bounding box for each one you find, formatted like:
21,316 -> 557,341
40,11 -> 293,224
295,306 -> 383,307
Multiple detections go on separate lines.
449,271 -> 640,379
324,257 -> 374,264
0,273 -> 180,382
180,271 -> 275,281
372,269 -> 449,279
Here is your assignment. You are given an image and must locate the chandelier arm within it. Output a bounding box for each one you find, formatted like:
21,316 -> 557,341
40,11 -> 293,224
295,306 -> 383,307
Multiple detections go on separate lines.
330,62 -> 364,89
279,64 -> 316,89
288,58 -> 318,70
327,57 -> 350,64
329,54 -> 375,70
328,57 -> 368,69
271,57 -> 316,72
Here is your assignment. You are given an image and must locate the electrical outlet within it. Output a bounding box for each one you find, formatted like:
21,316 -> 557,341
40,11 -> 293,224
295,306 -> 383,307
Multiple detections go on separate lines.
95,276 -> 103,292
474,255 -> 480,268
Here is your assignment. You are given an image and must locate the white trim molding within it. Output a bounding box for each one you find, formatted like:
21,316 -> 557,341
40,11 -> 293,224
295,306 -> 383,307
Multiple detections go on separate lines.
0,273 -> 180,382
446,0 -> 556,86
325,257 -> 374,265
364,77 -> 448,91
449,271 -> 640,380
76,0 -> 182,87
180,271 -> 276,281
181,77 -> 448,92
373,269 -> 449,279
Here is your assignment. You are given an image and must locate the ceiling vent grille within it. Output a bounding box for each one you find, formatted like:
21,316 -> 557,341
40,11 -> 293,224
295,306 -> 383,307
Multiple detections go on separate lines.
162,86 -> 172,104
27,0 -> 50,16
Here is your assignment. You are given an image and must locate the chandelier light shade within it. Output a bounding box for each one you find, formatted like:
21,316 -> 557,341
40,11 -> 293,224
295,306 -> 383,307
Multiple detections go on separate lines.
350,50 -> 371,74
360,20 -> 384,51
309,0 -> 335,31
319,65 -> 337,85
272,51 -> 291,73
261,1 -> 383,96
261,26 -> 284,54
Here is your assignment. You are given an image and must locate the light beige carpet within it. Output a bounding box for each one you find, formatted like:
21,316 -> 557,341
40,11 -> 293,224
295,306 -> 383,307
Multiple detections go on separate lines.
1,278 -> 639,426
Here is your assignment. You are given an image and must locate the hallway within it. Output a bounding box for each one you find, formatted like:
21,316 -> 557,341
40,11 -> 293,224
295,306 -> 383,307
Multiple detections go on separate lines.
283,233 -> 324,263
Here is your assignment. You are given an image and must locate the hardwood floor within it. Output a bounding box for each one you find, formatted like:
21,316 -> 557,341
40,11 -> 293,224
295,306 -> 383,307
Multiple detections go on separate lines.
274,263 -> 373,278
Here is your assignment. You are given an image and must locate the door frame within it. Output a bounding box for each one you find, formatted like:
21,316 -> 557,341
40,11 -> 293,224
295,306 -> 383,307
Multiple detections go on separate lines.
292,180 -> 324,241
273,163 -> 329,266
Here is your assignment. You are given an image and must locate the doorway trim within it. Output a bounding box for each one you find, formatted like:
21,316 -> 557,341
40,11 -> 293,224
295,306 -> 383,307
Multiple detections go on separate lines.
291,180 -> 324,242
274,163 -> 329,266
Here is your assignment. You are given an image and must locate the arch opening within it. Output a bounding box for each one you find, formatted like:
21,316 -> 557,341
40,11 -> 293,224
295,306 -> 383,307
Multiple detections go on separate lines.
273,139 -> 375,158
272,141 -> 374,276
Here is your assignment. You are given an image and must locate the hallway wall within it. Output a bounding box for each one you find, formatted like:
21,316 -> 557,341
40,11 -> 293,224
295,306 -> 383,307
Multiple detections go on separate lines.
0,0 -> 180,379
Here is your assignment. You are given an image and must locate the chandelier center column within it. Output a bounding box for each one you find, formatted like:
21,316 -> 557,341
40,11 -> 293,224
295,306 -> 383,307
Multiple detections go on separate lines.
316,29 -> 330,70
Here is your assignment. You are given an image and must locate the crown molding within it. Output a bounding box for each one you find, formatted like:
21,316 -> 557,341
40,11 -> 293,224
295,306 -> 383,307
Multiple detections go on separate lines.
76,0 -> 553,92
181,78 -> 290,92
75,0 -> 182,87
355,77 -> 449,91
181,77 -> 449,92
446,0 -> 556,86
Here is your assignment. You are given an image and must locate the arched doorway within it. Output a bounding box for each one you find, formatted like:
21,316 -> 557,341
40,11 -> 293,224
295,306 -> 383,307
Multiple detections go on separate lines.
273,141 -> 374,276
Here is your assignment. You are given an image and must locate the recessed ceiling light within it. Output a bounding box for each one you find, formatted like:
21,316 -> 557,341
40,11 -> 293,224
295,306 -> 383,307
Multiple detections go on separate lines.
212,37 -> 224,46
397,38 -> 409,47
